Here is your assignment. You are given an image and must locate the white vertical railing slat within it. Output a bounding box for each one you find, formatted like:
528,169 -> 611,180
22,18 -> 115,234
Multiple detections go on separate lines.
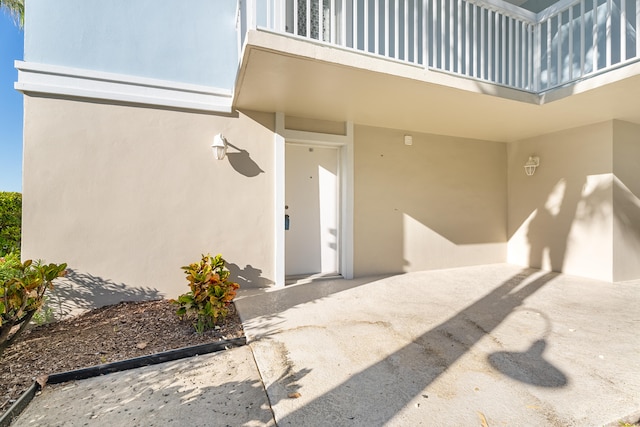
606,0 -> 612,67
364,0 -> 369,52
621,0 -> 626,60
440,0 -> 446,68
466,1 -> 471,75
304,0 -> 311,38
515,19 -> 520,86
502,15 -> 507,84
637,0 -> 640,57
495,12 -> 499,83
342,0 -> 347,46
569,7 -> 574,80
580,0 -> 585,75
472,4 -> 477,77
593,0 -> 598,73
403,0 -> 416,61
414,0 -> 419,62
385,0 -> 390,55
457,0 -> 462,72
557,15 -> 562,84
450,0 -> 455,70
389,0 -> 400,59
481,8 -> 486,79
375,0 -> 380,54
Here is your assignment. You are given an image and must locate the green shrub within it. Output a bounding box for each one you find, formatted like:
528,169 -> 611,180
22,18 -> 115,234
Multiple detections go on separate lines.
0,192 -> 22,257
0,250 -> 21,282
31,295 -> 55,325
0,259 -> 67,356
171,254 -> 240,334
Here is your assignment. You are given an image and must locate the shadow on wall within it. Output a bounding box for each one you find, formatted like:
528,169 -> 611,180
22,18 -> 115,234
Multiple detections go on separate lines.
354,126 -> 507,275
226,142 -> 265,178
227,263 -> 274,289
46,269 -> 163,320
612,177 -> 640,245
526,174 -> 640,278
526,176 -> 587,272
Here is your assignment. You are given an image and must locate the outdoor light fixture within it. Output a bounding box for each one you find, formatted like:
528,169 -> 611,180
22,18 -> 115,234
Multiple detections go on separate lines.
212,133 -> 228,160
524,156 -> 540,176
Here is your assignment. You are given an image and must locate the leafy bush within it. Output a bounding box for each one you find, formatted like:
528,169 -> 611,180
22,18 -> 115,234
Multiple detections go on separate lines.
31,295 -> 55,325
0,250 -> 21,282
0,259 -> 67,356
0,192 -> 21,257
171,254 -> 240,334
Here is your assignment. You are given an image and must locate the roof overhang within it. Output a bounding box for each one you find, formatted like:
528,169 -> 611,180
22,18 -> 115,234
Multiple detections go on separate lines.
234,30 -> 640,142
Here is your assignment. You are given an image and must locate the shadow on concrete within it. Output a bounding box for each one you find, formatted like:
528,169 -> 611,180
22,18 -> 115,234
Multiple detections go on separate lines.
46,269 -> 162,319
272,269 -> 565,425
236,274 -> 395,324
13,351 -> 276,426
488,339 -> 568,388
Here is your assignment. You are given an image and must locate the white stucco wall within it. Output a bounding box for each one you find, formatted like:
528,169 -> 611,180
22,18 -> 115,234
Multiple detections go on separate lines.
354,125 -> 507,276
22,96 -> 275,313
24,0 -> 238,88
612,120 -> 640,282
507,122 -> 614,281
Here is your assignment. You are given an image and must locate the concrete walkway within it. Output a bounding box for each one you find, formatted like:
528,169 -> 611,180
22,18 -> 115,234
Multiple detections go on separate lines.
236,264 -> 640,426
12,264 -> 640,426
13,346 -> 276,427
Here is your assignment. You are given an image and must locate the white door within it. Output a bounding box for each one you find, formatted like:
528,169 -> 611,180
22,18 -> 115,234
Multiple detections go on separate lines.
285,144 -> 339,277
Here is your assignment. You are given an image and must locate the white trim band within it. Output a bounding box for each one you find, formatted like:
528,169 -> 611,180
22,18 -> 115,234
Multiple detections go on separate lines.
14,61 -> 233,113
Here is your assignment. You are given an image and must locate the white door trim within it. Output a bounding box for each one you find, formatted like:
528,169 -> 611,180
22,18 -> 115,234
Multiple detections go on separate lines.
274,112 -> 353,287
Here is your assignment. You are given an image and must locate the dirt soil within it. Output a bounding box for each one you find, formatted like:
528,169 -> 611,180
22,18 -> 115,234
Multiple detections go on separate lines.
0,299 -> 245,417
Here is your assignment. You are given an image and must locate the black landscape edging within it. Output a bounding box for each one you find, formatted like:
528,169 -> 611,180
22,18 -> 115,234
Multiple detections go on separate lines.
0,383 -> 38,427
0,336 -> 246,427
48,336 -> 247,383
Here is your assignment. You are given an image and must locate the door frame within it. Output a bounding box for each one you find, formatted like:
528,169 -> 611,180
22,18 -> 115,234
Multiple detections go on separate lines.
274,112 -> 354,287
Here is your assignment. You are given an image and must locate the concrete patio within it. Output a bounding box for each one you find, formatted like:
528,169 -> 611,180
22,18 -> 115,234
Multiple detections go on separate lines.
236,263 -> 640,426
13,264 -> 640,426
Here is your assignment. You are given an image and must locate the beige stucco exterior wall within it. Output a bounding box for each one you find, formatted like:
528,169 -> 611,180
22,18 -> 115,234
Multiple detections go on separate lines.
22,96 -> 276,311
612,120 -> 640,282
507,122 -> 614,281
353,125 -> 507,276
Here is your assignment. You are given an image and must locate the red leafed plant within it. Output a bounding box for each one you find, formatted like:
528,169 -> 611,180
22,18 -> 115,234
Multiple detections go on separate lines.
170,254 -> 239,334
0,258 -> 67,356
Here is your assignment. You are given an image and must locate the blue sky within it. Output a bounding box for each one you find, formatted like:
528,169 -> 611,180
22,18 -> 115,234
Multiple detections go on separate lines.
0,11 -> 23,192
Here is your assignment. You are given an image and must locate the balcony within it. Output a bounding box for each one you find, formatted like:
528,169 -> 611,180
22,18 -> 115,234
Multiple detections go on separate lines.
239,0 -> 640,92
235,0 -> 640,141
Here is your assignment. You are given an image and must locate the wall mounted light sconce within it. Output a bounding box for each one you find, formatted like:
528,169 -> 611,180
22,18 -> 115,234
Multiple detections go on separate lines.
212,133 -> 228,160
404,135 -> 413,146
524,156 -> 540,176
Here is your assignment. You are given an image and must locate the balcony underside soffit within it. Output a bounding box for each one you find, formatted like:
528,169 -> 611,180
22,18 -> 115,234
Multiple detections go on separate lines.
234,30 -> 640,142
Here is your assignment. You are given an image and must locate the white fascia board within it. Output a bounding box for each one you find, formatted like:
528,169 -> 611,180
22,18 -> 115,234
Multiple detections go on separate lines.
14,61 -> 233,114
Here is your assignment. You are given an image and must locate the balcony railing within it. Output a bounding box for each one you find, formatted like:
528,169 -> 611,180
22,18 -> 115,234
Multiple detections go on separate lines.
238,0 -> 640,93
